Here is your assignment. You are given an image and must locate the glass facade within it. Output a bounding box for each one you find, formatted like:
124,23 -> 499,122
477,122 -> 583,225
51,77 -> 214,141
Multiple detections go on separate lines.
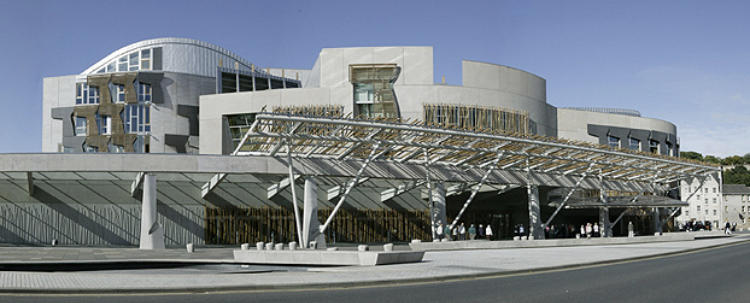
96,48 -> 154,74
607,136 -> 620,148
350,64 -> 399,119
629,137 -> 640,150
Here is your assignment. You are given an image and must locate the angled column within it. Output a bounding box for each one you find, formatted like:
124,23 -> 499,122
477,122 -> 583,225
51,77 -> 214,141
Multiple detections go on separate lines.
139,173 -> 164,249
303,178 -> 325,248
599,208 -> 612,237
527,185 -> 544,239
431,183 -> 447,231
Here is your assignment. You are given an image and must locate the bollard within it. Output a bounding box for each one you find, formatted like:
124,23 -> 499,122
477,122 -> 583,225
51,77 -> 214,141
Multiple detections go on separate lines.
309,241 -> 317,249
411,239 -> 422,244
357,245 -> 368,252
327,247 -> 338,251
289,242 -> 297,251
275,243 -> 284,250
256,242 -> 264,250
51,239 -> 58,246
186,243 -> 194,253
441,238 -> 448,242
383,243 -> 394,252
265,243 -> 274,250
241,243 -> 249,250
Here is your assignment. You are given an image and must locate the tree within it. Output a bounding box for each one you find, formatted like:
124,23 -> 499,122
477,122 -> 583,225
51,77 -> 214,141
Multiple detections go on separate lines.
723,166 -> 750,186
680,151 -> 703,161
703,155 -> 721,164
721,155 -> 745,166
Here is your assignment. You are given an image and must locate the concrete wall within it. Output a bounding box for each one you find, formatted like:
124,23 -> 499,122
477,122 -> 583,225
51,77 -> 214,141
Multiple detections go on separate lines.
155,72 -> 215,153
557,108 -> 676,143
42,75 -> 77,152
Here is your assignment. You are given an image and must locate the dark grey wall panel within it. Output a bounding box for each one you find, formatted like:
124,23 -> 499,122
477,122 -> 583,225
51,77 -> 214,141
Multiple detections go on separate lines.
587,124 -> 679,155
177,105 -> 199,136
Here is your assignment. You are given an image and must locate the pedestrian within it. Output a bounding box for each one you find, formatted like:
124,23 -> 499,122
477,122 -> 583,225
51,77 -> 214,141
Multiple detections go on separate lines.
478,224 -> 485,239
469,224 -> 477,240
579,224 -> 585,239
725,221 -> 732,235
444,224 -> 452,241
485,224 -> 493,240
519,224 -> 526,239
452,224 -> 458,239
585,223 -> 592,239
459,223 -> 466,240
436,222 -> 444,241
593,223 -> 600,237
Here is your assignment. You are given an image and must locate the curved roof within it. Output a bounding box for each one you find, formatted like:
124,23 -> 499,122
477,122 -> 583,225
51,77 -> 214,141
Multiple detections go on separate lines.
80,37 -> 256,76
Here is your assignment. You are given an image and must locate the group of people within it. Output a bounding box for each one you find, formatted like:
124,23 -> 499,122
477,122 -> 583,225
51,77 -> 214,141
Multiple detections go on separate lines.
434,221 -> 493,241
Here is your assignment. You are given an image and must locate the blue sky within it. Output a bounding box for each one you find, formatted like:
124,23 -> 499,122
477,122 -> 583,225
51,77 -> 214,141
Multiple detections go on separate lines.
1,0 -> 748,157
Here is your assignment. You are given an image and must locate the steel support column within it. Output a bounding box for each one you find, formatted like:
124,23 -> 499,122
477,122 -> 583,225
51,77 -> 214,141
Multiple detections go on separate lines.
139,173 -> 164,250
526,158 -> 543,239
319,143 -> 381,234
286,141 -> 304,247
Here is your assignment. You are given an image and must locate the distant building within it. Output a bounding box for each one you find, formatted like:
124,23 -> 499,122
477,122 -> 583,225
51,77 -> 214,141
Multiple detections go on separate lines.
722,184 -> 750,227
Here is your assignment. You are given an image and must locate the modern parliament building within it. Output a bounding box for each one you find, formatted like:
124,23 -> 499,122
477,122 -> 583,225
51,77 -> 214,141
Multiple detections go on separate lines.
10,37 -> 711,247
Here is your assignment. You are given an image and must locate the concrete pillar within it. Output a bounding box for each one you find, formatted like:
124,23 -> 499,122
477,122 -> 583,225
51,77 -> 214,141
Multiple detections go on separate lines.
653,207 -> 663,234
303,178 -> 325,248
599,207 -> 612,237
139,173 -> 164,249
527,185 -> 544,239
431,183 -> 447,236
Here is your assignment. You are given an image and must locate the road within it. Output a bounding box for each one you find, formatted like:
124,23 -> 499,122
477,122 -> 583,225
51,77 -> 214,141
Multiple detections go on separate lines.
3,240 -> 750,303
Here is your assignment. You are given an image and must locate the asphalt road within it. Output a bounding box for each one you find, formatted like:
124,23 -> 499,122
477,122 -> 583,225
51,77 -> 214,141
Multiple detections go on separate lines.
4,240 -> 750,303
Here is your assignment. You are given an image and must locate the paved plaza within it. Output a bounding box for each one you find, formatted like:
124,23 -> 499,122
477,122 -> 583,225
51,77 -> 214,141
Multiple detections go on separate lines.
0,234 -> 745,293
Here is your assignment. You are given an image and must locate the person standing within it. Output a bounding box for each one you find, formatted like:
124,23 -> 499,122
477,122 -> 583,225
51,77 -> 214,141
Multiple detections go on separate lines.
436,222 -> 444,241
444,224 -> 452,241
519,224 -> 526,239
585,223 -> 592,239
593,223 -> 600,237
725,221 -> 732,235
459,223 -> 467,240
485,224 -> 493,240
579,224 -> 585,239
469,224 -> 477,240
478,224 -> 485,239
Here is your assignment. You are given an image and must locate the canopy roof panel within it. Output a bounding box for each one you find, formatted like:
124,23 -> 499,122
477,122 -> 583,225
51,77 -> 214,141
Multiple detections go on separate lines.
235,113 -> 719,185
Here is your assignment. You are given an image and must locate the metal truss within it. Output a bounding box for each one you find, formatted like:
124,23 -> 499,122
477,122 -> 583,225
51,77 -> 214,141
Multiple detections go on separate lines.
234,114 -> 718,185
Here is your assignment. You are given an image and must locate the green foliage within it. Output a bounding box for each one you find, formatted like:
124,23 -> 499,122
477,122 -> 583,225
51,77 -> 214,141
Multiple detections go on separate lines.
703,155 -> 721,164
680,151 -> 703,161
724,166 -> 750,186
722,155 -> 745,166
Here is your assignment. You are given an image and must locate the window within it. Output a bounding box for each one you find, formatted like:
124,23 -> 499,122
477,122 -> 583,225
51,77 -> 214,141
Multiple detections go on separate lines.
685,211 -> 689,216
117,85 -> 125,103
106,62 -> 116,72
697,205 -> 701,211
705,188 -> 709,193
107,142 -> 123,153
118,56 -> 128,72
96,114 -> 111,135
83,144 -> 98,153
713,210 -> 717,216
76,83 -> 99,105
697,195 -> 700,200
713,188 -> 717,193
129,52 -> 139,71
137,82 -> 151,102
743,206 -> 745,212
140,49 -> 151,70
607,135 -> 620,148
649,140 -> 659,153
713,198 -> 717,203
629,137 -> 640,150
74,116 -> 87,136
666,142 -> 673,156
123,104 -> 150,134
350,64 -> 399,119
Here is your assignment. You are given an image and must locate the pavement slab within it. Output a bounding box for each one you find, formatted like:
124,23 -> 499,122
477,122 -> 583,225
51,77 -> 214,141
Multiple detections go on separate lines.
0,235 -> 746,293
